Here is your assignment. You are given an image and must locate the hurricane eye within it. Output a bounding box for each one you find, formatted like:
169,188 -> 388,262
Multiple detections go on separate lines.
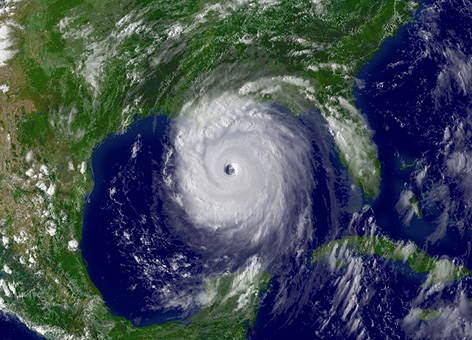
224,163 -> 236,175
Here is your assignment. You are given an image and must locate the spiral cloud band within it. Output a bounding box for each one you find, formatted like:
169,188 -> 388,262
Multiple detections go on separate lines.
161,94 -> 328,266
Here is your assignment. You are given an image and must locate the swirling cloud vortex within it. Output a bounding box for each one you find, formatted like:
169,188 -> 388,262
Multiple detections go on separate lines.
162,95 -> 322,264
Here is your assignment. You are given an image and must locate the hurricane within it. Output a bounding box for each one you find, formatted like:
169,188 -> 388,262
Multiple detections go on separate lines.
125,89 -> 346,317
161,94 -> 322,266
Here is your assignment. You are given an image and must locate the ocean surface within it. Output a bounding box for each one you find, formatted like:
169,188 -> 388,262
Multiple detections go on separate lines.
0,313 -> 46,340
81,114 -> 187,326
354,0 -> 472,265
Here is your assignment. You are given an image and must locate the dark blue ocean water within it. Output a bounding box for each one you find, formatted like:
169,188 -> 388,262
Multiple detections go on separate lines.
354,0 -> 472,265
0,313 -> 46,340
81,114 -> 196,326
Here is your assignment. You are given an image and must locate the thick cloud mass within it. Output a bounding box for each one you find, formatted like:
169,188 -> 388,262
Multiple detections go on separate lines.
161,95 -> 327,265
83,93 -> 341,317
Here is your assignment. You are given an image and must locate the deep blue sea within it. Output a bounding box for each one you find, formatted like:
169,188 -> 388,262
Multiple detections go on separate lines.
354,0 -> 472,265
0,313 -> 46,340
81,114 -> 192,326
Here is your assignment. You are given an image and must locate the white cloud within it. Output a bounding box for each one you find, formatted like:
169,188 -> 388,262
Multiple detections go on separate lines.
0,84 -> 9,93
0,22 -> 17,67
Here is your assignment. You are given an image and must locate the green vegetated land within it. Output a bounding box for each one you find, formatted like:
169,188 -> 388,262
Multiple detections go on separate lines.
413,309 -> 442,321
0,0 -> 418,339
109,271 -> 271,340
409,193 -> 423,219
311,235 -> 472,286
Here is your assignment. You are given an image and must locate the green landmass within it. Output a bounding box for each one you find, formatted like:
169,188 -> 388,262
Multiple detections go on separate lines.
311,236 -> 472,286
400,163 -> 415,171
412,309 -> 442,321
13,0 -> 417,196
108,270 -> 271,340
0,0 -> 417,338
410,193 -> 423,219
